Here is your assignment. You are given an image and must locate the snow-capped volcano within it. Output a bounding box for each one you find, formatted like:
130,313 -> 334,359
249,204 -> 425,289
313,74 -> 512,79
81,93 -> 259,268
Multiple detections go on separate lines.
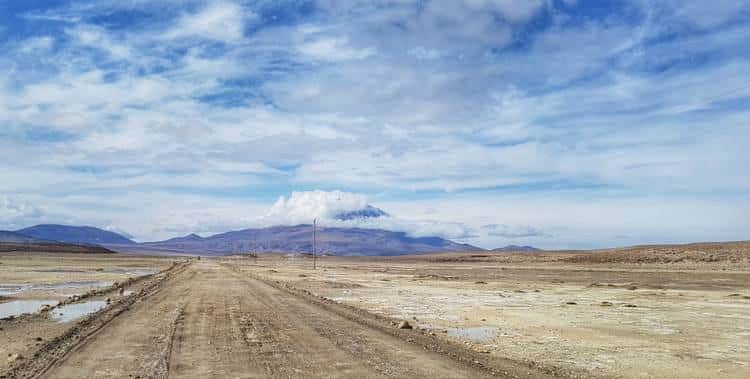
264,190 -> 390,224
333,205 -> 389,221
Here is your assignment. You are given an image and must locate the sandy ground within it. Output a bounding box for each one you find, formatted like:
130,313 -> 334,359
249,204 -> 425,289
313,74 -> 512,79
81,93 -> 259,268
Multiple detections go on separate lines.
235,255 -> 750,379
2,257 -> 551,379
0,253 -> 175,376
0,253 -> 171,301
1,252 -> 749,378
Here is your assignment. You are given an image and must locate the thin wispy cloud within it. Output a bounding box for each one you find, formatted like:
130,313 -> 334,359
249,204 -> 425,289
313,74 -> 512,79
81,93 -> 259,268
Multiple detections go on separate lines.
1,0 -> 749,248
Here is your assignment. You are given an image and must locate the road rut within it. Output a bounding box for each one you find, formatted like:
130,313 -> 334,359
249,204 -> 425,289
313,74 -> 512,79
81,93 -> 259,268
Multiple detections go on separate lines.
35,261 -> 552,379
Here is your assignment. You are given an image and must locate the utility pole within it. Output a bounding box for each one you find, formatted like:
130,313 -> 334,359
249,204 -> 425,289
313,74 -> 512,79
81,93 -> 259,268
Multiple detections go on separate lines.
312,218 -> 317,270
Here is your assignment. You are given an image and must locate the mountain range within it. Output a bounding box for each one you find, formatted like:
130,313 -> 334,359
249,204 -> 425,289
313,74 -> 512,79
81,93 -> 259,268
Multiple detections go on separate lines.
0,230 -> 49,243
1,204 -> 544,255
1,223 -> 485,256
16,224 -> 136,245
125,224 -> 482,256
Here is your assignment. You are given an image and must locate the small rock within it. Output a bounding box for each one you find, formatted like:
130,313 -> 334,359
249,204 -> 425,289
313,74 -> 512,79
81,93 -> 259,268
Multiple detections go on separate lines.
600,301 -> 613,307
398,320 -> 413,329
105,297 -> 111,304
565,302 -> 577,305
35,337 -> 43,341
623,304 -> 637,308
627,285 -> 638,291
7,353 -> 23,364
474,281 -> 487,284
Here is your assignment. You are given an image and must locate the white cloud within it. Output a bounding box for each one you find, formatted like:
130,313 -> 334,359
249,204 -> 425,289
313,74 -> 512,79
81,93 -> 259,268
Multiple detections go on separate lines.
298,36 -> 376,61
261,190 -> 475,240
20,36 -> 54,53
264,190 -> 369,224
165,1 -> 251,43
462,0 -> 545,23
65,24 -> 132,60
0,197 -> 46,230
664,0 -> 748,29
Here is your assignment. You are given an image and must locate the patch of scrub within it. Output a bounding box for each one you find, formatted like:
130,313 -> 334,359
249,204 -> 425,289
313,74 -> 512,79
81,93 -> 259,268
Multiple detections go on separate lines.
446,326 -> 497,341
0,299 -> 56,319
51,300 -> 107,323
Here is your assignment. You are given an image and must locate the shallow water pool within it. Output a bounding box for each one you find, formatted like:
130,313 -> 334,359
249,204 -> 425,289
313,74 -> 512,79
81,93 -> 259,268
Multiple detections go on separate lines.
0,299 -> 55,319
51,300 -> 108,323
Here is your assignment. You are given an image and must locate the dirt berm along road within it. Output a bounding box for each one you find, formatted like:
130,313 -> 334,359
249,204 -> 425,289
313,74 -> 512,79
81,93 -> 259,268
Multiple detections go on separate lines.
13,261 -> 554,379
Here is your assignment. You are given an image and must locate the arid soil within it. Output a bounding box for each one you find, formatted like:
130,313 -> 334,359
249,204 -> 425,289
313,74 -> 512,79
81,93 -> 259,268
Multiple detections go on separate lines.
235,250 -> 750,379
1,246 -> 749,379
0,254 -> 176,376
1,257 -> 552,379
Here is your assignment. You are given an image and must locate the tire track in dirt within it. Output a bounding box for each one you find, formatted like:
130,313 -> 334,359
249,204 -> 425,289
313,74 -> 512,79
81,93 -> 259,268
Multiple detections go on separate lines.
25,261 -> 555,378
5,262 -> 191,379
226,264 -> 557,379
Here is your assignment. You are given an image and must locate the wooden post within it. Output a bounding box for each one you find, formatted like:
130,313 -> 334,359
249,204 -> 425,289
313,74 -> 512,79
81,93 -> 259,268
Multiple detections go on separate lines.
313,218 -> 317,270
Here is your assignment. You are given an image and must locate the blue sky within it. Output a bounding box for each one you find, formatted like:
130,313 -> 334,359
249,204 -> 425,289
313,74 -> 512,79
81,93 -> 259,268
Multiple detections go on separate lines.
1,0 -> 749,248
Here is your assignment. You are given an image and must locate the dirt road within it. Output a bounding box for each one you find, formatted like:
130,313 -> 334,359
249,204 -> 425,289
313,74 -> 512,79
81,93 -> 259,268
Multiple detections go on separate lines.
20,261 -> 550,379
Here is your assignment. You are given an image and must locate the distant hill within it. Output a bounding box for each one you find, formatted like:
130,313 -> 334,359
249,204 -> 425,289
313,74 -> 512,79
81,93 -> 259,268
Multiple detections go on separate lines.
0,241 -> 116,254
492,245 -> 542,252
0,230 -> 116,253
129,225 -> 482,256
16,224 -> 135,245
0,230 -> 48,243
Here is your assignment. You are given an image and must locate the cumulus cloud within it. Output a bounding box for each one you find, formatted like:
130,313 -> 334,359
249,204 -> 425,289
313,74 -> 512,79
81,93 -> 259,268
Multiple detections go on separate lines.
261,190 -> 475,240
264,190 -> 369,224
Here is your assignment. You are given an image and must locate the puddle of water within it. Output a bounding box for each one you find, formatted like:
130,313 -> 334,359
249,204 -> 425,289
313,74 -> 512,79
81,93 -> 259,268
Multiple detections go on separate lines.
51,301 -> 107,323
446,326 -> 498,341
36,281 -> 113,292
0,300 -> 56,319
105,269 -> 156,276
0,284 -> 27,296
0,281 -> 113,296
30,269 -> 86,273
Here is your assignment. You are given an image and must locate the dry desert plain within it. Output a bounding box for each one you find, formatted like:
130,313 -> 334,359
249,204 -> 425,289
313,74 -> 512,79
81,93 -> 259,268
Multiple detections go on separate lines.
1,242 -> 749,379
